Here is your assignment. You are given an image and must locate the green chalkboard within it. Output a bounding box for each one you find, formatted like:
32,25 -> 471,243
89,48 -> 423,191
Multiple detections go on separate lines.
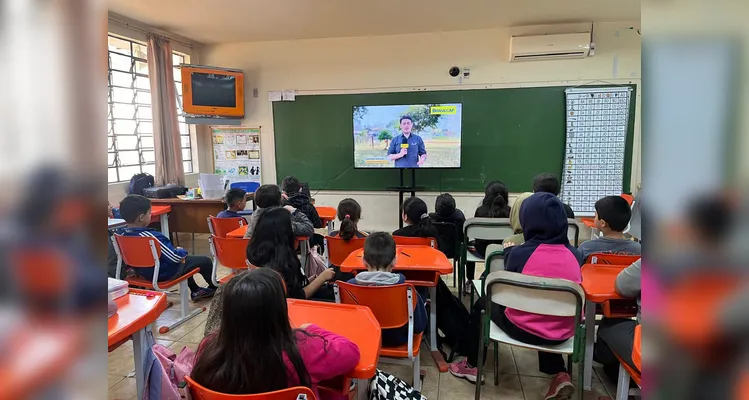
273,85 -> 636,192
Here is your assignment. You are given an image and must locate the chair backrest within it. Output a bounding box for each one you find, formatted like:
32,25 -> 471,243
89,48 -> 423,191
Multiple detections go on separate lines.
484,270 -> 584,318
112,234 -> 161,268
464,217 -> 513,241
484,244 -> 505,275
432,221 -> 460,258
392,235 -> 436,248
210,235 -> 252,270
587,253 -> 641,266
184,375 -> 317,400
620,193 -> 635,206
208,216 -> 245,239
567,219 -> 580,246
315,206 -> 336,216
324,236 -> 366,266
334,281 -> 416,329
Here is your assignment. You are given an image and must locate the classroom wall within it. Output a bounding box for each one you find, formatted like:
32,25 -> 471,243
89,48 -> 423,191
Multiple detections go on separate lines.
198,21 -> 641,232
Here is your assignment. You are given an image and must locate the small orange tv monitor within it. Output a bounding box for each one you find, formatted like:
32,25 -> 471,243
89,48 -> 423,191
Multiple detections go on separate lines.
181,64 -> 244,117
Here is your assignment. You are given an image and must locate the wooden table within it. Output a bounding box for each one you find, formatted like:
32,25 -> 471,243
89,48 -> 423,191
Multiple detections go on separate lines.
340,245 -> 453,372
315,206 -> 337,235
288,299 -> 381,400
228,225 -> 311,269
580,264 -> 628,390
108,289 -> 168,399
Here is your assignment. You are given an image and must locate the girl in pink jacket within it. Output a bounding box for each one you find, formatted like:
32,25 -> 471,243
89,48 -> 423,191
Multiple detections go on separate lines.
191,269 -> 360,400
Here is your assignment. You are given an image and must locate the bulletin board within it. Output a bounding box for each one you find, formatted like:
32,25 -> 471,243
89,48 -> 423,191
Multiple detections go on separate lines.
211,126 -> 262,184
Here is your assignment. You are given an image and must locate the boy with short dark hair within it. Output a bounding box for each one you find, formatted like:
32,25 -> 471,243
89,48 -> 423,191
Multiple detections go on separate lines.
578,195 -> 641,264
429,192 -> 466,255
532,173 -> 575,218
282,176 -> 322,228
116,195 -> 217,300
348,232 -> 427,346
245,184 -> 314,238
216,188 -> 247,219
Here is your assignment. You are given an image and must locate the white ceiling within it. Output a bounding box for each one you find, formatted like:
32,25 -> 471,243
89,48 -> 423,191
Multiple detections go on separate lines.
107,0 -> 640,44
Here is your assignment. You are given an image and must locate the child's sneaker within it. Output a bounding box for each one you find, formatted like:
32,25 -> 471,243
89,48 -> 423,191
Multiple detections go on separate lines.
190,287 -> 216,301
448,359 -> 484,383
544,372 -> 574,400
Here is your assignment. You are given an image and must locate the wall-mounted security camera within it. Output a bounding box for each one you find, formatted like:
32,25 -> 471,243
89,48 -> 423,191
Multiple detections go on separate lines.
448,66 -> 461,77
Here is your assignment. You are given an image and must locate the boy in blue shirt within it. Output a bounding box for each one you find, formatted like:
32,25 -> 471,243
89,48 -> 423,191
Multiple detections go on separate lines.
348,232 -> 427,346
216,188 -> 247,220
116,195 -> 217,300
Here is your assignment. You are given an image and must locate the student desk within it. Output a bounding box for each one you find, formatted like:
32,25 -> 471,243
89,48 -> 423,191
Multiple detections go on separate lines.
315,206 -> 337,235
340,245 -> 453,372
580,264 -> 634,391
150,204 -> 171,236
108,289 -> 168,399
1,323 -> 81,399
227,225 -> 311,268
288,299 -> 381,400
108,218 -> 127,230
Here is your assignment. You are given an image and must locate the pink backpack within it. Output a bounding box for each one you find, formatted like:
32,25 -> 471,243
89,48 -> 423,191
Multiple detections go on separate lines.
143,341 -> 195,400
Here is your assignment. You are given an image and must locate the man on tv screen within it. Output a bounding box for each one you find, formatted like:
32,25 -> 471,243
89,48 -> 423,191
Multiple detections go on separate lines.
386,116 -> 427,168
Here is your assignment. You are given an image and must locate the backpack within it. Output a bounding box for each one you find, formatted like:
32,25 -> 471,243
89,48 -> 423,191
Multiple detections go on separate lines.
143,334 -> 196,400
129,173 -> 155,195
369,369 -> 426,400
304,245 -> 327,280
435,278 -> 471,361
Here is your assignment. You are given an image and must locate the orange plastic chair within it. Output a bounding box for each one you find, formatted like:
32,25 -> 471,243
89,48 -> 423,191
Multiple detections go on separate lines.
111,234 -> 205,334
392,236 -> 436,248
613,325 -> 641,399
586,253 -> 641,265
620,193 -> 635,206
334,281 -> 423,391
324,236 -> 366,266
209,235 -> 252,285
208,216 -> 246,239
184,375 -> 318,400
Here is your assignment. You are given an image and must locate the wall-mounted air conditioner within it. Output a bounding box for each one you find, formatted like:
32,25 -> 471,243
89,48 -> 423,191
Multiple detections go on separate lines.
509,32 -> 591,62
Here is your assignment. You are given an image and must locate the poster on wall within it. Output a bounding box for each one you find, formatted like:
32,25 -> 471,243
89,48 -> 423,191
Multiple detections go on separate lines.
559,87 -> 632,216
211,126 -> 262,184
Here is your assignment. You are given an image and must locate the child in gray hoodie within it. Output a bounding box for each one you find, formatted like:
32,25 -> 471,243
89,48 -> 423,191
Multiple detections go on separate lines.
348,232 -> 427,346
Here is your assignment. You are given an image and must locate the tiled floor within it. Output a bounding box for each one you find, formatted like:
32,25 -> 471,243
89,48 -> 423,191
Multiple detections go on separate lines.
109,232 -> 615,399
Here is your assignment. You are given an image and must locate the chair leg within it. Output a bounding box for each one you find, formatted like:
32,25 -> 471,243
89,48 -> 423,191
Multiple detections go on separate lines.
616,364 -> 630,400
474,309 -> 485,400
413,352 -> 422,392
158,281 -> 205,334
567,354 -> 573,376
578,353 -> 585,400
494,344 -> 499,385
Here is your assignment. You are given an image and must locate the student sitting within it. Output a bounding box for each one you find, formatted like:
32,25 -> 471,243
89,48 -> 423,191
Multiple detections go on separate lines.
594,259 -> 641,384
192,268 -> 360,400
533,173 -> 575,218
429,192 -> 466,239
347,232 -> 427,346
216,188 -> 247,220
464,181 -> 511,293
108,201 -> 121,219
392,196 -> 441,246
282,176 -> 322,228
450,193 -> 583,400
578,195 -> 641,264
245,184 -> 314,238
246,207 -> 335,300
501,192 -> 533,260
330,198 -> 368,240
115,195 -> 217,300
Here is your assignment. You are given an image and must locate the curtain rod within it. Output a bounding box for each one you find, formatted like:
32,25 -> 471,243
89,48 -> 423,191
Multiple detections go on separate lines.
108,17 -> 197,49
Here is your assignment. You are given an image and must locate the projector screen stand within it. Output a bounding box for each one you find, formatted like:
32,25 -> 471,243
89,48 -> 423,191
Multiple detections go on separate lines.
387,169 -> 425,229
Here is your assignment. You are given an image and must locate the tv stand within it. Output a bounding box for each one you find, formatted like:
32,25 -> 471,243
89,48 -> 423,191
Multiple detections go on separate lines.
386,169 -> 425,229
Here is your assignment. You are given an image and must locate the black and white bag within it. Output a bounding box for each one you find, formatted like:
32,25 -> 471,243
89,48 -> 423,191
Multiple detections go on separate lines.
369,369 -> 426,400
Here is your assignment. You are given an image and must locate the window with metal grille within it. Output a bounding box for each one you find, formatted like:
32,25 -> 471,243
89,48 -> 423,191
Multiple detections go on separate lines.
107,34 -> 194,183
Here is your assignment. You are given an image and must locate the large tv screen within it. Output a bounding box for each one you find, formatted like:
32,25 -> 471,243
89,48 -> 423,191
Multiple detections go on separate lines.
353,103 -> 462,168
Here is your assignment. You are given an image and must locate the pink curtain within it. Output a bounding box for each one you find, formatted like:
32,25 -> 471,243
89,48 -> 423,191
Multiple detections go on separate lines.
147,34 -> 184,186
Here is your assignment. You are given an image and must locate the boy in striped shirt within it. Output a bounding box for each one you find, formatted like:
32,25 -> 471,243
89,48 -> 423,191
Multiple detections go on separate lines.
116,195 -> 217,301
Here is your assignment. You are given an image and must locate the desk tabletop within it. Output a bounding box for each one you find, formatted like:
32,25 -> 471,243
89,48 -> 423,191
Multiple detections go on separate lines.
108,289 -> 168,347
340,245 -> 453,274
108,218 -> 127,229
151,205 -> 171,216
287,299 -> 381,379
581,264 -> 626,302
315,206 -> 336,223
226,225 -> 309,242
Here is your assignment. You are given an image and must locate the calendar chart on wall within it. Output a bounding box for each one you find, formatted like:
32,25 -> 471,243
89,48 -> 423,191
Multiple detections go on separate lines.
560,87 -> 632,216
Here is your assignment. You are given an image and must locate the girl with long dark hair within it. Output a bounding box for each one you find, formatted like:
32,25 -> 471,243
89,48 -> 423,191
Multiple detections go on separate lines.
330,198 -> 368,241
192,269 -> 360,399
247,207 -> 335,299
392,196 -> 441,245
